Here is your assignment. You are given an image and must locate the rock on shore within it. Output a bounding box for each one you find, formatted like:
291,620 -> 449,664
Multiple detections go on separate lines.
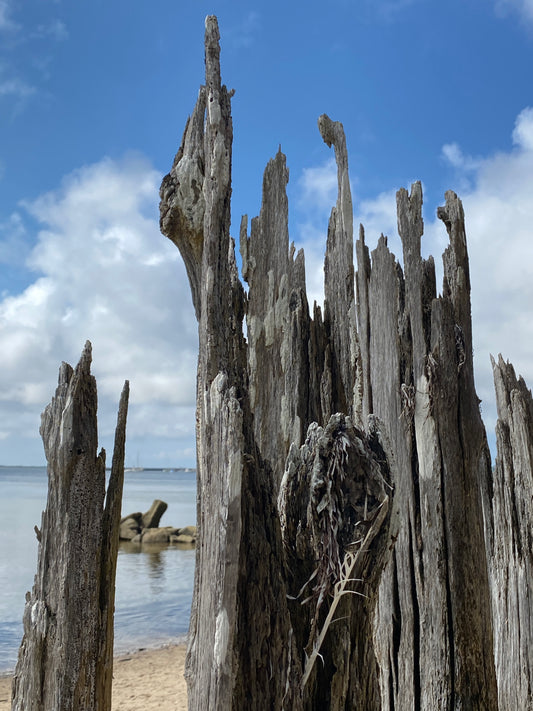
119,499 -> 196,545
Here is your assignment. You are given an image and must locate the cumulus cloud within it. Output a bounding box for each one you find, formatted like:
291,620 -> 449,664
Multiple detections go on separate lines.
512,106 -> 533,149
0,212 -> 29,268
357,189 -> 403,256
292,219 -> 326,309
453,107 -> 533,434
0,154 -> 198,466
294,158 -> 338,306
442,143 -> 482,173
297,158 -> 338,215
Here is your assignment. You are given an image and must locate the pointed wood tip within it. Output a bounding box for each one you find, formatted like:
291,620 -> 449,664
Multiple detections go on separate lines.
205,15 -> 219,35
204,15 -> 221,91
121,379 -> 130,400
318,113 -> 334,147
79,340 -> 93,372
318,113 -> 346,151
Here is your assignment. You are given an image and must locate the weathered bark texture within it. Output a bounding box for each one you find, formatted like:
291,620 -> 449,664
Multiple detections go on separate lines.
160,16 -> 397,711
11,342 -> 129,711
486,355 -> 533,710
318,114 -> 359,422
240,149 -> 311,481
358,187 -> 498,710
160,15 -> 524,711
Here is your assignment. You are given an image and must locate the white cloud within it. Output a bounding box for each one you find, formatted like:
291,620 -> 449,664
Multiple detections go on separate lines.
298,158 -> 338,214
451,107 -> 533,435
442,143 -> 482,172
293,220 -> 326,308
495,0 -> 533,24
0,154 -> 198,466
295,158 -> 340,307
357,188 -> 401,255
0,2 -> 66,39
0,212 -> 29,267
512,106 -> 533,149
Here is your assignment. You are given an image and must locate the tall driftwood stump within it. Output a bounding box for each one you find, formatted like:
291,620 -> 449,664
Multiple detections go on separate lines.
160,16 -> 398,710
160,14 -> 533,711
11,342 -> 129,711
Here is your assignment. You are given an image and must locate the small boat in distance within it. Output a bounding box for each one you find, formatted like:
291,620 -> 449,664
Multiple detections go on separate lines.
125,453 -> 143,473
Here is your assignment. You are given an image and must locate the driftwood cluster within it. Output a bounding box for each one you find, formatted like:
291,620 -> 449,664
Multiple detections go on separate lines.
159,15 -> 533,711
11,14 -> 533,711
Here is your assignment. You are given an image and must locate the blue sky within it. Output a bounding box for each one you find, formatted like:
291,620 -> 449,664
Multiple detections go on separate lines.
1,0 -> 533,466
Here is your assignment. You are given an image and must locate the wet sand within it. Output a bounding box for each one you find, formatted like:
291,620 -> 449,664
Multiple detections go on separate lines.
0,644 -> 187,710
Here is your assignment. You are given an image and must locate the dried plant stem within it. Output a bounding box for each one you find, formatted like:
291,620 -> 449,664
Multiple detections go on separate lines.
301,496 -> 389,689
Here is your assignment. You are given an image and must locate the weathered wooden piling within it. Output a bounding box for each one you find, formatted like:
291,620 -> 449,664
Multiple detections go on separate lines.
11,342 -> 128,711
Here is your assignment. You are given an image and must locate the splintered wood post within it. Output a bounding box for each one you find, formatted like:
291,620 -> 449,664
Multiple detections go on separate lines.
318,113 -> 359,421
487,355 -> 533,710
161,16 -> 298,710
160,13 -> 509,711
359,187 -> 498,709
161,16 -> 396,710
11,342 -> 129,711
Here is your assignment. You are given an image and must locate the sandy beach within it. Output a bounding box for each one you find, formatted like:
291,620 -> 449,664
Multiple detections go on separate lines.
0,644 -> 187,710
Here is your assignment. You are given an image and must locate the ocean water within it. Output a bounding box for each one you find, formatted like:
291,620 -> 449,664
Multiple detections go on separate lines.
0,466 -> 196,673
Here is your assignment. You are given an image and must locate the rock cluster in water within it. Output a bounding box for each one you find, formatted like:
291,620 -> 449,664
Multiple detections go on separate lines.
119,499 -> 197,545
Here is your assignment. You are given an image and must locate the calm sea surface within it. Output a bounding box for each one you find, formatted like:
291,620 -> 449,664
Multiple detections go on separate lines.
0,466 -> 196,672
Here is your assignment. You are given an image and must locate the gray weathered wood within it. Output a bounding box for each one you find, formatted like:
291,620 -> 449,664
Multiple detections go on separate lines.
318,114 -> 359,421
240,149 -> 312,482
11,342 -> 128,711
159,15 -> 528,711
160,16 -> 397,711
162,16 -> 293,709
487,355 -> 533,710
359,187 -> 498,709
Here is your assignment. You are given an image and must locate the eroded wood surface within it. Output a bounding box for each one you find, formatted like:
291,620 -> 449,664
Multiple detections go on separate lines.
11,343 -> 128,711
160,14 -> 532,711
